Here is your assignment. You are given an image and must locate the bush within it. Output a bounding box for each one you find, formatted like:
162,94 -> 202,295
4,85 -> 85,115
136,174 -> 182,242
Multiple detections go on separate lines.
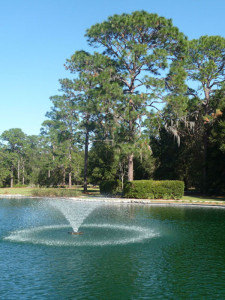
31,188 -> 82,198
14,184 -> 28,188
100,180 -> 122,195
123,180 -> 184,199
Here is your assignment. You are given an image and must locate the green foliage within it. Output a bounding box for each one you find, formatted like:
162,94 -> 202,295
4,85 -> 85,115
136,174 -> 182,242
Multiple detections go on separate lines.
0,149 -> 10,186
207,96 -> 225,194
14,184 -> 28,188
99,180 -> 122,195
160,35 -> 225,194
123,180 -> 184,199
186,36 -> 225,87
1,128 -> 26,152
86,11 -> 187,180
209,91 -> 225,154
133,145 -> 155,180
0,128 -> 27,187
31,188 -> 82,198
185,35 -> 225,119
150,127 -> 203,189
64,50 -> 121,191
37,167 -> 64,187
88,143 -> 118,184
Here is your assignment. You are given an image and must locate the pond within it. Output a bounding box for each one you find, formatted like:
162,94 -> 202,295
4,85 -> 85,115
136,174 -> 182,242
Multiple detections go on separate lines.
1,198 -> 225,299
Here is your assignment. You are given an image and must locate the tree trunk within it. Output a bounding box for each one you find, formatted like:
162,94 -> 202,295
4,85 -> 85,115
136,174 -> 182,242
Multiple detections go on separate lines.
68,145 -> 72,189
83,129 -> 89,193
62,167 -> 66,186
22,160 -> 25,185
17,159 -> 20,184
128,103 -> 134,181
202,129 -> 208,194
10,166 -> 14,188
202,86 -> 210,194
52,145 -> 55,161
128,153 -> 134,181
121,175 -> 124,190
68,171 -> 72,188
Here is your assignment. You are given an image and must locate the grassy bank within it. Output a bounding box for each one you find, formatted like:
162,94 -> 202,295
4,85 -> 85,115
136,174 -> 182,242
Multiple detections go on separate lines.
0,186 -> 100,197
182,195 -> 225,203
0,187 -> 82,197
0,187 -> 34,196
0,187 -> 224,204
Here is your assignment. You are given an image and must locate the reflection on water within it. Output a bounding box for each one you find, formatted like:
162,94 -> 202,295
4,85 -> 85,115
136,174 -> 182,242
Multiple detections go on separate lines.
1,198 -> 225,299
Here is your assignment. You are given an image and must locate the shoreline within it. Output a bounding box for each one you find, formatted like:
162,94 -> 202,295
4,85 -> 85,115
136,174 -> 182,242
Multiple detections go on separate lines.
1,194 -> 225,208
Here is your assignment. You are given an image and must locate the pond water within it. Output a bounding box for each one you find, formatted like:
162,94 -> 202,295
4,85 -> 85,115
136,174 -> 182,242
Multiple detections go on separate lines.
1,198 -> 225,299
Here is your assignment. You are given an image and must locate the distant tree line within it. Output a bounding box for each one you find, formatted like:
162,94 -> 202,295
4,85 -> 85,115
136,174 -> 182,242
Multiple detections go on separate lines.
0,11 -> 224,194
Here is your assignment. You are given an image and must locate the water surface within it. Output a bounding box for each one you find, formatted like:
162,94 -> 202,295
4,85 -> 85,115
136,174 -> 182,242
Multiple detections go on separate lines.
1,198 -> 225,299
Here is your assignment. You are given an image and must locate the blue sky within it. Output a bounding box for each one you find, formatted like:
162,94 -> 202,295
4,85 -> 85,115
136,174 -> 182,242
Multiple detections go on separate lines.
0,0 -> 224,136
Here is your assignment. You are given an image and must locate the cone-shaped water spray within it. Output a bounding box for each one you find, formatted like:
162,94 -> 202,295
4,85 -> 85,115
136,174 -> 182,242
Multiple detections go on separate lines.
49,199 -> 100,233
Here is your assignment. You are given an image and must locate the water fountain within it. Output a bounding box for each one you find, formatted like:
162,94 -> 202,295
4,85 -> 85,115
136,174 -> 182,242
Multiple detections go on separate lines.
49,199 -> 100,234
4,198 -> 157,247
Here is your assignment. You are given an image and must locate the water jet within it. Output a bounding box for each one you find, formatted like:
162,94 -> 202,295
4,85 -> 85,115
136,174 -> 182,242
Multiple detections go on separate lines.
49,199 -> 100,233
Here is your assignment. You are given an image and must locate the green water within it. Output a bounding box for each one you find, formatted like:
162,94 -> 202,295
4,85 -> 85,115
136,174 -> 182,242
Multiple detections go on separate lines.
1,198 -> 225,299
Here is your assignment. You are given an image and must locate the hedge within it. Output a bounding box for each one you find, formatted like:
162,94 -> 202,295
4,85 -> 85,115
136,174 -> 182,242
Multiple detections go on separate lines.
99,180 -> 122,195
123,180 -> 184,199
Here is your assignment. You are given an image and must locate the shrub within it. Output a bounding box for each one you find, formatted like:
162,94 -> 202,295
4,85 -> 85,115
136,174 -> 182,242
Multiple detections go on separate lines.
14,184 -> 28,188
123,180 -> 184,199
100,180 -> 122,195
31,188 -> 82,198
